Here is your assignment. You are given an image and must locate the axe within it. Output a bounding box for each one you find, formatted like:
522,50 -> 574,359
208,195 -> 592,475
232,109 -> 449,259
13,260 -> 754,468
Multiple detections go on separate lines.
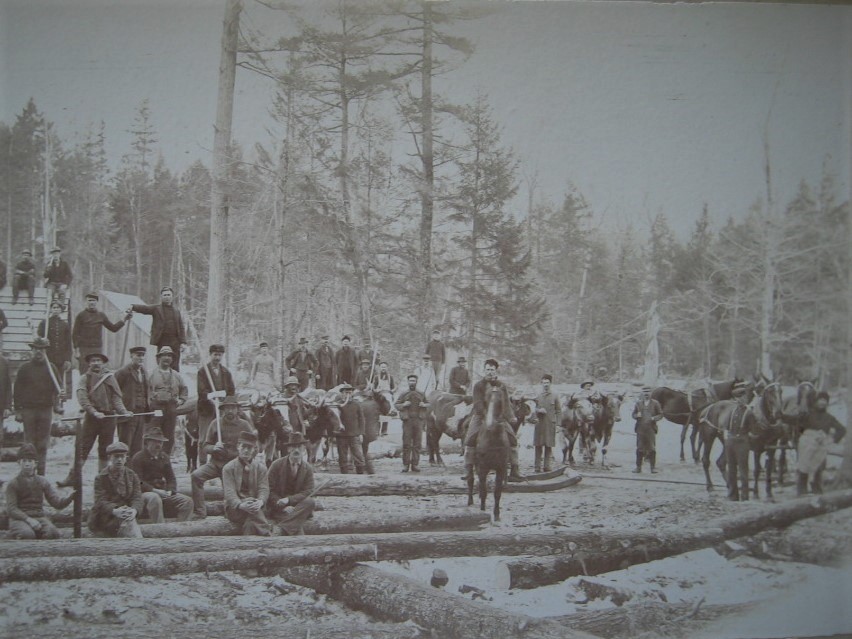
207,389 -> 226,441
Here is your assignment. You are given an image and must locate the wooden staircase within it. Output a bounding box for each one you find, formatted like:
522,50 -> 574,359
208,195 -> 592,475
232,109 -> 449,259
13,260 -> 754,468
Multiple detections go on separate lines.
0,285 -> 51,378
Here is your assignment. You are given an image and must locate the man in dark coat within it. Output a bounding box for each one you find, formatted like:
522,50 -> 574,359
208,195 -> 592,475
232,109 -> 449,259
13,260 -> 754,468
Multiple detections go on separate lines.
38,300 -> 73,399
114,346 -> 150,459
356,390 -> 380,474
285,338 -> 318,391
354,358 -> 373,391
129,286 -> 187,371
267,432 -> 316,535
43,247 -> 72,306
72,292 -> 130,373
335,384 -> 366,474
88,441 -> 143,537
13,338 -> 62,475
448,356 -> 471,396
6,444 -> 75,539
131,427 -> 193,523
11,249 -> 36,305
196,344 -> 236,465
334,335 -> 358,386
395,375 -> 431,473
314,335 -> 336,390
424,329 -> 446,387
632,386 -> 664,474
533,374 -> 561,475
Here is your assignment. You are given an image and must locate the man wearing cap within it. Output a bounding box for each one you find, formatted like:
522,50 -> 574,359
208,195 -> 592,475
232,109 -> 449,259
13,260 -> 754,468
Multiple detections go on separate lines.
128,287 -> 187,371
334,335 -> 358,386
797,391 -> 847,496
114,346 -> 150,458
424,330 -> 446,388
449,357 -> 471,396
462,359 -> 518,482
72,292 -> 131,373
130,427 -> 193,523
286,338 -> 318,392
395,375 -> 431,473
37,300 -> 73,396
43,247 -> 73,306
148,346 -> 187,455
280,376 -> 310,435
197,344 -> 236,465
534,374 -> 561,475
13,338 -> 63,475
222,431 -> 271,536
334,384 -> 367,474
414,354 -> 437,394
267,432 -> 316,535
11,248 -> 36,305
721,382 -> 752,499
354,358 -> 374,392
314,336 -> 336,391
89,441 -> 143,538
190,396 -> 255,519
632,386 -> 664,474
6,444 -> 76,539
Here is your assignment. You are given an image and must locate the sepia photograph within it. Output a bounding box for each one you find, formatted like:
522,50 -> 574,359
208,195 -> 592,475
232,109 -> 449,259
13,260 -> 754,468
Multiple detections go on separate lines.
0,0 -> 850,637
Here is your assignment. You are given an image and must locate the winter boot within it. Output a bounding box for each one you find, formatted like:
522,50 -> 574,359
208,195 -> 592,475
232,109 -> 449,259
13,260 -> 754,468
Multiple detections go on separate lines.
508,464 -> 524,482
632,451 -> 643,473
534,447 -> 542,473
649,452 -> 658,474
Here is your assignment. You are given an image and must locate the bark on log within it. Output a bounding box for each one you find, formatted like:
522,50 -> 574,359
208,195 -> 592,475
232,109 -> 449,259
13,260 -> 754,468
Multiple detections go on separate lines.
2,422 -> 76,447
182,469 -> 582,499
0,543 -> 376,583
279,563 -> 597,639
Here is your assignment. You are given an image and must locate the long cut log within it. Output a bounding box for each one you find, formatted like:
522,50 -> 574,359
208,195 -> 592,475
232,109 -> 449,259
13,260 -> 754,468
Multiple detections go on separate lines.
0,543 -> 376,583
279,563 -> 597,639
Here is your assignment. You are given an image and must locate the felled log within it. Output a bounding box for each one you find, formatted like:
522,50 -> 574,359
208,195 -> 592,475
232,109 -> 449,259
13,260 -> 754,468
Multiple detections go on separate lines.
501,530 -> 721,589
183,469 -> 582,500
2,422 -> 77,447
0,543 -> 376,583
279,563 -> 596,639
747,507 -> 852,566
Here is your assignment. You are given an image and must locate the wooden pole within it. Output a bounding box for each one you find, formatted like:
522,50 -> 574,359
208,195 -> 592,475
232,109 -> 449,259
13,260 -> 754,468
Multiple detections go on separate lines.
72,417 -> 83,538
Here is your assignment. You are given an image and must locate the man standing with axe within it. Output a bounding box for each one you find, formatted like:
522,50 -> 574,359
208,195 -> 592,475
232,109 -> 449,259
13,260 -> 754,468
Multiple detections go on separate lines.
197,343 -> 235,465
114,346 -> 150,459
13,337 -> 63,475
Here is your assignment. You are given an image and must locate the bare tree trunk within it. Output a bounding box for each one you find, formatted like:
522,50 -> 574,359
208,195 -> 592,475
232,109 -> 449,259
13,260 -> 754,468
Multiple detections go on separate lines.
205,0 -> 241,344
417,1 -> 434,329
570,248 -> 590,377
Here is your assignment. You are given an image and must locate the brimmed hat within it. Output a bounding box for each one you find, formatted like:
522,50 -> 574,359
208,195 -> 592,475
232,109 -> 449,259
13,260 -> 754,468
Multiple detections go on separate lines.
341,335 -> 351,341
422,354 -> 431,360
129,346 -> 147,355
282,432 -> 308,448
85,291 -> 99,300
143,427 -> 168,442
85,352 -> 108,363
160,286 -> 174,294
320,334 -> 330,339
339,383 -> 354,392
580,380 -> 594,389
406,374 -> 418,381
209,344 -> 225,354
360,358 -> 371,364
542,374 -> 553,382
284,376 -> 300,388
457,357 -> 467,363
28,337 -> 50,349
299,337 -> 309,345
21,249 -> 32,256
106,441 -> 129,455
238,431 -> 258,445
484,358 -> 499,369
50,247 -> 61,254
17,443 -> 38,461
156,346 -> 174,358
220,395 -> 240,407
259,341 -> 269,348
49,299 -> 63,309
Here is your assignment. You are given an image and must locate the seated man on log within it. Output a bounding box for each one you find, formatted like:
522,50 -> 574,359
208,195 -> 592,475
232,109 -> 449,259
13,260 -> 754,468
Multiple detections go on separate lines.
797,391 -> 847,496
462,359 -> 517,482
267,432 -> 316,535
190,396 -> 254,519
222,431 -> 271,536
130,427 -> 193,523
88,441 -> 143,538
5,444 -> 75,539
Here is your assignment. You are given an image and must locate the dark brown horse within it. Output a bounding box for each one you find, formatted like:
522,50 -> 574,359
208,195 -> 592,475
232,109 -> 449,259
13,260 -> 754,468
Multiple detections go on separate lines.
468,386 -> 511,521
592,393 -> 625,468
651,378 -> 743,462
747,381 -> 787,500
426,391 -> 471,465
560,396 -> 597,465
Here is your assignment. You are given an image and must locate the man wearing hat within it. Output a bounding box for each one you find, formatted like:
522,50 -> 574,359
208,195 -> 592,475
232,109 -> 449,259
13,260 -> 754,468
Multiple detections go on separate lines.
632,386 -> 664,474
148,346 -> 188,455
721,381 -> 753,499
572,380 -> 601,405
267,432 -> 316,535
11,248 -> 36,305
13,337 -> 63,475
190,396 -> 255,519
334,384 -> 368,474
424,329 -> 446,388
449,356 -> 471,396
314,335 -> 336,391
286,338 -> 318,392
533,374 -> 561,475
197,344 -> 236,465
796,391 -> 847,496
334,335 -> 358,386
128,287 -> 187,371
37,300 -> 73,396
354,357 -> 374,392
114,346 -> 151,459
395,375 -> 431,473
88,441 -> 143,538
280,376 -> 310,435
222,431 -> 271,536
130,427 -> 193,523
43,247 -> 73,306
414,354 -> 437,395
5,444 -> 75,539
72,292 -> 131,373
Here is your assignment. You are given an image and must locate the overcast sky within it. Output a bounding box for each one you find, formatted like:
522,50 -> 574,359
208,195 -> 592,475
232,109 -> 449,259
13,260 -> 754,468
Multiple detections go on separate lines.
2,0 -> 850,237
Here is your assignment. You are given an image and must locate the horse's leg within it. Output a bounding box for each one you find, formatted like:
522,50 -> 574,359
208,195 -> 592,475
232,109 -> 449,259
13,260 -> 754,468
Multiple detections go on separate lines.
680,422 -> 688,462
690,419 -> 701,464
716,440 -> 728,490
701,433 -> 714,492
765,450 -> 775,501
494,466 -> 505,522
467,462 -> 475,507
752,449 -> 761,500
479,467 -> 488,512
601,428 -> 611,468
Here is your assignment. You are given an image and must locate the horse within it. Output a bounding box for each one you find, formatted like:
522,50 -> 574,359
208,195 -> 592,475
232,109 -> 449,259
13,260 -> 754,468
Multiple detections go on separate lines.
426,391 -> 471,465
651,378 -> 743,462
253,394 -> 290,466
560,396 -> 597,465
745,380 -> 787,500
468,385 -> 511,521
592,392 -> 624,468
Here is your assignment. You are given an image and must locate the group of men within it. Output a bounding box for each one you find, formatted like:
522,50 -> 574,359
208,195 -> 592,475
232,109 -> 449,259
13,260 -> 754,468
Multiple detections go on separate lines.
0,247 -> 73,307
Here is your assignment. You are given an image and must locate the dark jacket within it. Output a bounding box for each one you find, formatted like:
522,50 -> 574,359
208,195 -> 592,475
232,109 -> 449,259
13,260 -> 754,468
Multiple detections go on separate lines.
358,397 -> 381,444
803,410 -> 847,443
315,345 -> 335,372
6,473 -> 73,519
130,449 -> 178,493
395,389 -> 429,423
337,401 -> 364,437
286,349 -> 318,373
37,316 -> 72,365
334,347 -> 358,385
43,258 -> 72,285
632,399 -> 663,433
354,368 -> 373,391
267,457 -> 314,514
13,359 -> 60,408
130,303 -> 186,345
14,257 -> 35,277
448,366 -> 471,395
471,378 -> 514,423
114,364 -> 150,413
78,370 -> 127,415
425,339 -> 446,364
196,363 -> 235,415
0,355 -> 11,413
88,466 -> 143,534
72,308 -> 126,349
204,416 -> 254,463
